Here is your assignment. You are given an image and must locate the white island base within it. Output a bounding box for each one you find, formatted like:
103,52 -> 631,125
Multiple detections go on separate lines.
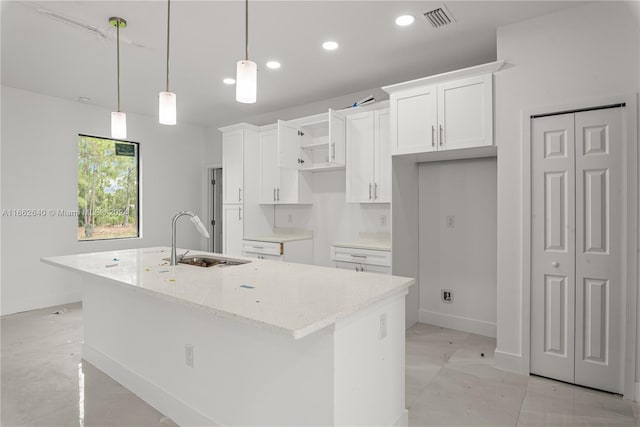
45,248 -> 411,427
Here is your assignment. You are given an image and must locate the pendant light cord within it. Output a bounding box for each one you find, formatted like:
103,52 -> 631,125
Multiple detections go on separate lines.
244,0 -> 248,61
116,18 -> 121,112
166,0 -> 171,92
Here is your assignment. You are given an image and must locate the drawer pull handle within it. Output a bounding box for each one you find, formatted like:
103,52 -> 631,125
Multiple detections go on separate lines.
350,254 -> 367,259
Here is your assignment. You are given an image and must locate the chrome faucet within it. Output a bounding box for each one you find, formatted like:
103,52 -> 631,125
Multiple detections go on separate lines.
171,211 -> 210,266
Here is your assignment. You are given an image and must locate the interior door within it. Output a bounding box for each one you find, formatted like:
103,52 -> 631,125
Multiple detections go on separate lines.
531,108 -> 624,394
346,111 -> 375,203
210,168 -> 223,253
531,113 -> 576,384
574,108 -> 623,393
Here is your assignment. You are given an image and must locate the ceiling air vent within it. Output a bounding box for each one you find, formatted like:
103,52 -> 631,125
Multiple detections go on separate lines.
423,5 -> 455,28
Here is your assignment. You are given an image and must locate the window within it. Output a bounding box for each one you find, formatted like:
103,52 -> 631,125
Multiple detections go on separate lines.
77,135 -> 139,241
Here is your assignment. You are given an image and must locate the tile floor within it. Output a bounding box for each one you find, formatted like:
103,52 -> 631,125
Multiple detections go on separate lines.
2,303 -> 639,426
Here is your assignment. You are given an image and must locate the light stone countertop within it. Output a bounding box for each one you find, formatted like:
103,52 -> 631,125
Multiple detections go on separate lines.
244,227 -> 313,243
332,232 -> 392,251
42,247 -> 413,339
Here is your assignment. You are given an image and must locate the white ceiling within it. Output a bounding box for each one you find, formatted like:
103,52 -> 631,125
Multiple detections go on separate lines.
1,1 -> 581,128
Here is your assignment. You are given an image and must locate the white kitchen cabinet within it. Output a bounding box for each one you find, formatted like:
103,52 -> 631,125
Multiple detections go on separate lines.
297,109 -> 346,172
223,205 -> 243,257
383,62 -> 504,156
437,74 -> 493,150
259,128 -> 312,205
221,129 -> 246,204
345,107 -> 391,203
242,239 -> 314,264
388,74 -> 492,155
332,245 -> 391,275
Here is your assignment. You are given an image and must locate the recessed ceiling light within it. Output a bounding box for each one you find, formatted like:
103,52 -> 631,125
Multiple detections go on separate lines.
223,78 -> 236,85
77,96 -> 91,102
322,41 -> 339,51
266,61 -> 281,69
395,15 -> 415,26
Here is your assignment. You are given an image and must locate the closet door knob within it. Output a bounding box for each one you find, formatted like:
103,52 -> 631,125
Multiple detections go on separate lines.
551,261 -> 559,267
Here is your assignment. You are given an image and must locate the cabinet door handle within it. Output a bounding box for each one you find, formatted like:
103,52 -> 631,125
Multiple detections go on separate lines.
431,125 -> 435,147
238,207 -> 242,220
374,183 -> 378,200
238,188 -> 242,202
273,188 -> 276,202
331,142 -> 336,160
439,125 -> 444,147
350,254 -> 367,259
277,188 -> 280,201
369,183 -> 372,200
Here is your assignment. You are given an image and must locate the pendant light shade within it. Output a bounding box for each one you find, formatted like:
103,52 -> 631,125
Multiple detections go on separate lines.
111,112 -> 127,139
235,0 -> 256,104
159,0 -> 177,125
236,60 -> 257,104
110,16 -> 127,139
159,91 -> 176,125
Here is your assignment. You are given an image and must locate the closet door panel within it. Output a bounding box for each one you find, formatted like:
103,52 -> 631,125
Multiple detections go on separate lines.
574,108 -> 623,394
530,113 -> 576,383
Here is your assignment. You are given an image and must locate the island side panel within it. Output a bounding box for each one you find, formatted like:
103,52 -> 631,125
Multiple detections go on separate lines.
333,291 -> 407,426
82,276 -> 335,427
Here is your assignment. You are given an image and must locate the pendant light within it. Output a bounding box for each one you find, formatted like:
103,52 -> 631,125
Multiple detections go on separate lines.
159,0 -> 176,125
235,0 -> 257,103
110,17 -> 127,139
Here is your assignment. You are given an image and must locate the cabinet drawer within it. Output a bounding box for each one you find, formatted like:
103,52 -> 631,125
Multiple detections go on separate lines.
244,252 -> 283,261
330,246 -> 391,267
335,261 -> 391,275
242,240 -> 283,256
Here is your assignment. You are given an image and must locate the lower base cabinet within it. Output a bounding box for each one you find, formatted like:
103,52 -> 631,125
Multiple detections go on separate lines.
330,246 -> 391,275
242,239 -> 314,264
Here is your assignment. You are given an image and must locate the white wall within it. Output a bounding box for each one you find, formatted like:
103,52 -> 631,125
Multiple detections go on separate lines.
1,86 -> 207,315
273,171 -> 390,267
494,1 -> 639,376
418,158 -> 497,337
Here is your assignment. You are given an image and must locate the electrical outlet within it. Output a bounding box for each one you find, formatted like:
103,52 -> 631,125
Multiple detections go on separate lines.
185,344 -> 194,367
379,313 -> 387,340
380,214 -> 387,226
446,215 -> 455,228
441,290 -> 453,303
288,214 -> 293,224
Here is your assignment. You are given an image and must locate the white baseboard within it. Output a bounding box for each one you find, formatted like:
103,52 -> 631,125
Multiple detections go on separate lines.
1,293 -> 81,316
633,382 -> 640,402
82,344 -> 218,427
393,409 -> 409,427
418,309 -> 496,338
494,350 -> 526,375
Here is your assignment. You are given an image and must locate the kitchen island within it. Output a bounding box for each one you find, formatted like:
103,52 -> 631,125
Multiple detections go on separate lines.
42,247 -> 415,427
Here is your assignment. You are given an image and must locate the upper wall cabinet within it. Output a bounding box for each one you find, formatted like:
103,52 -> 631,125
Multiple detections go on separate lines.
219,124 -> 259,205
345,106 -> 391,204
298,109 -> 346,172
258,128 -> 312,205
383,61 -> 503,156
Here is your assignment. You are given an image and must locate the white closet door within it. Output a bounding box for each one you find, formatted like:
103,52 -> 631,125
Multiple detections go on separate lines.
531,113 -> 576,383
574,108 -> 623,394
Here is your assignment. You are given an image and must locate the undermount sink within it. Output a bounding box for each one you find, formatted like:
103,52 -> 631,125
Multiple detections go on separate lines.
164,255 -> 251,268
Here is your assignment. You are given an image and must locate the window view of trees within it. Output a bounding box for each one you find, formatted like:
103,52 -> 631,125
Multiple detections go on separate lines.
77,135 -> 139,241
